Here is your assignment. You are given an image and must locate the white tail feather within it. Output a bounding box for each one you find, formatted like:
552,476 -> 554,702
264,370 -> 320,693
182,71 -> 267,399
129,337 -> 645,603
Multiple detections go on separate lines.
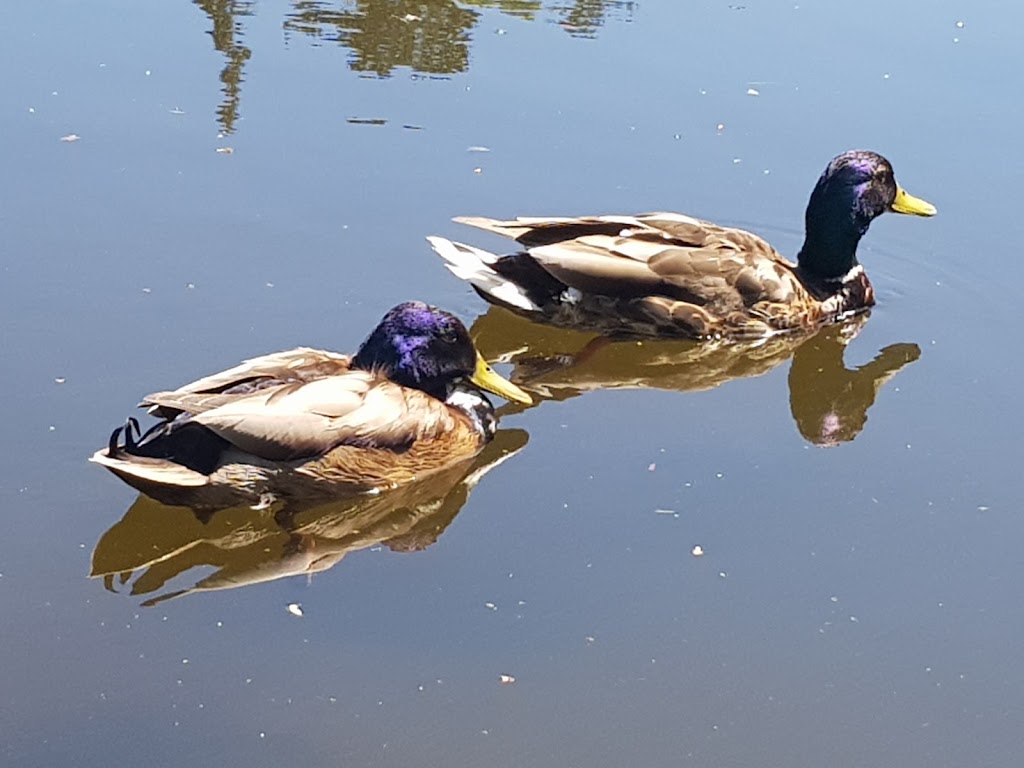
426,236 -> 539,312
90,450 -> 209,487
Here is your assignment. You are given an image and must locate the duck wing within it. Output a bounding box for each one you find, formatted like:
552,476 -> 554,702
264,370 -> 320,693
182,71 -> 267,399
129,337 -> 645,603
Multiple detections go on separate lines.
456,213 -> 806,312
187,373 -> 459,461
141,347 -> 353,418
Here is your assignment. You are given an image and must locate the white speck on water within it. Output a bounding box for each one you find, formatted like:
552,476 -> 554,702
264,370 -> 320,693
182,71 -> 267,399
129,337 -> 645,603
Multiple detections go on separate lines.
691,545 -> 704,557
746,88 -> 760,96
955,20 -> 964,28
467,146 -> 491,153
655,509 -> 675,515
883,72 -> 890,79
54,377 -> 65,384
499,674 -> 516,684
484,602 -> 497,611
830,596 -> 839,602
287,603 -> 303,617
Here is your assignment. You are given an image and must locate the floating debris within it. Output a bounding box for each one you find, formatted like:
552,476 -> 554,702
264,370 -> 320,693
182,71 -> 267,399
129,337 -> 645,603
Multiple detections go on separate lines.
402,124 -> 423,131
654,509 -> 675,515
498,674 -> 516,685
473,167 -> 482,174
746,88 -> 760,96
169,107 -> 185,115
691,545 -> 704,557
215,147 -> 234,155
484,602 -> 497,611
59,134 -> 80,142
467,145 -> 491,153
54,377 -> 66,384
346,117 -> 387,126
400,13 -> 421,22
287,603 -> 304,618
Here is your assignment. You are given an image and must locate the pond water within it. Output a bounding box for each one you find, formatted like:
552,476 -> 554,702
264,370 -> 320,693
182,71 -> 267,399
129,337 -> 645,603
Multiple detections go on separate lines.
2,1 -> 1022,766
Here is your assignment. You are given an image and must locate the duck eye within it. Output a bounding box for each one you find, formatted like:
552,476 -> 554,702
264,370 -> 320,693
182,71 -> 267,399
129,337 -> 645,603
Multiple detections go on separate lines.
439,326 -> 459,344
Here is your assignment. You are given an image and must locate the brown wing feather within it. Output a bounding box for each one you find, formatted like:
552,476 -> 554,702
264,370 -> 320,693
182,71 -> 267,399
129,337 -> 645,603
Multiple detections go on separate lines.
496,214 -> 811,312
141,348 -> 353,417
190,374 -> 463,462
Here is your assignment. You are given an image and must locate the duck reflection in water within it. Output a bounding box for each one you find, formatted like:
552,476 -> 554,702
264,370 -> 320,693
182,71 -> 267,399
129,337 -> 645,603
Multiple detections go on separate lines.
91,428 -> 526,605
470,307 -> 920,446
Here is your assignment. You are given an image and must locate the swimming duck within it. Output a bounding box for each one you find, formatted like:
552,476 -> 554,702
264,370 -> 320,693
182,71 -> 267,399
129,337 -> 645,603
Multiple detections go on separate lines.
90,302 -> 531,506
428,150 -> 936,339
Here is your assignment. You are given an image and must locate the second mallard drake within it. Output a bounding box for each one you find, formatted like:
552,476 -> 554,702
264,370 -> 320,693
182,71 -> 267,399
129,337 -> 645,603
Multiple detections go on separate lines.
90,302 -> 531,506
428,150 -> 936,339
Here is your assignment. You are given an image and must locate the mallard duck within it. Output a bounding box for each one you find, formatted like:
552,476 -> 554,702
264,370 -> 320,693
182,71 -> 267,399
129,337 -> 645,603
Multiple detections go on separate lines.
428,150 -> 936,339
90,302 -> 531,506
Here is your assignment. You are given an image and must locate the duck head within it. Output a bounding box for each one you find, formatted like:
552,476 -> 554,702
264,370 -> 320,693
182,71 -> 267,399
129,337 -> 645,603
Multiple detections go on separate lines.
798,150 -> 936,281
353,302 -> 531,404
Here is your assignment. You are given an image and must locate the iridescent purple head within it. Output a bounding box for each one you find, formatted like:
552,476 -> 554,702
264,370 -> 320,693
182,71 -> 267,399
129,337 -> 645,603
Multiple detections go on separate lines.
797,150 -> 935,281
352,302 -> 531,405
352,302 -> 476,395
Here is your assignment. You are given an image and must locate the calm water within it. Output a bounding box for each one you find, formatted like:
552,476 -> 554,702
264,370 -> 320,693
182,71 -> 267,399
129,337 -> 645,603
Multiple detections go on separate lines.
2,1 -> 1022,766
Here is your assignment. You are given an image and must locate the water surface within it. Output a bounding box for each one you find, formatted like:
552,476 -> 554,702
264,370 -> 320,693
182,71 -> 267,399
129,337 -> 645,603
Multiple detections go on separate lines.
2,2 -> 1022,766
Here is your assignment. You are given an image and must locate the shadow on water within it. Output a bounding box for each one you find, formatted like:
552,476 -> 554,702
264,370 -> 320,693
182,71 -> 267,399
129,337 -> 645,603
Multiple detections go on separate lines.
194,0 -> 635,133
472,307 -> 921,446
91,427 -> 528,605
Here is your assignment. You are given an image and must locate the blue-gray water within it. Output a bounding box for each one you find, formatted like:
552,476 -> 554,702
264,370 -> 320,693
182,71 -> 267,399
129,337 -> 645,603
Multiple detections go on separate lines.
2,2 -> 1021,766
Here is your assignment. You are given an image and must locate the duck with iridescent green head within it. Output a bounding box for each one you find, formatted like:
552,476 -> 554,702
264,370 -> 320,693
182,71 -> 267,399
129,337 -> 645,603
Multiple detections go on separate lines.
428,150 -> 936,339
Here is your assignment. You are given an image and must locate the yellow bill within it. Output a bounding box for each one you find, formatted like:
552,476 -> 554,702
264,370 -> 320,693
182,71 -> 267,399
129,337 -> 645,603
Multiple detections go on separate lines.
891,185 -> 937,216
472,352 -> 532,404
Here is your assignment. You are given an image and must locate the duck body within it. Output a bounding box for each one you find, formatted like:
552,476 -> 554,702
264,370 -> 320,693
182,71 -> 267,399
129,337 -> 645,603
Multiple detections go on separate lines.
90,302 -> 531,507
429,151 -> 936,340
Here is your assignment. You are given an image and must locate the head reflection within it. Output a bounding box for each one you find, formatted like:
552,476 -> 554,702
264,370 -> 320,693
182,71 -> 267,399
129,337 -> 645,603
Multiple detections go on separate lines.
470,307 -> 920,447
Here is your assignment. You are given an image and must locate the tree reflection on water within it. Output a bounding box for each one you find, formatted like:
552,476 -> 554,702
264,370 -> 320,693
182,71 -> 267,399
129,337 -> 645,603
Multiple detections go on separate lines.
192,0 -> 634,133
